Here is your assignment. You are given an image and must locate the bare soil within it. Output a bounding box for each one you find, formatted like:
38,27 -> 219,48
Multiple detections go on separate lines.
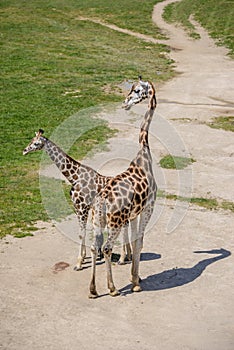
1,1 -> 234,349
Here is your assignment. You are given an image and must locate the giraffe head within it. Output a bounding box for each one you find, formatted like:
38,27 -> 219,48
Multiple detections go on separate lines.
23,129 -> 46,155
123,76 -> 156,110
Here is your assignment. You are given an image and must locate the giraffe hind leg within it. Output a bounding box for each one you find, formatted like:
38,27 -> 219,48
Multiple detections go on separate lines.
118,224 -> 132,265
131,237 -> 143,292
130,218 -> 142,292
89,245 -> 98,298
131,205 -> 154,292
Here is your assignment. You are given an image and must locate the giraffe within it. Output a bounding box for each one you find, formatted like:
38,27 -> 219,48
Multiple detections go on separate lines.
23,129 -> 112,269
89,77 -> 157,298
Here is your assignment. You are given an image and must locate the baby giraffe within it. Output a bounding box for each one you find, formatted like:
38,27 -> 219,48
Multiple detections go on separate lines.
23,130 -> 111,268
89,77 -> 157,298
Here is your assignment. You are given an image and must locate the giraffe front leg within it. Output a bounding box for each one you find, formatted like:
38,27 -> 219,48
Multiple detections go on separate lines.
103,229 -> 120,297
104,245 -> 120,297
74,236 -> 86,270
89,244 -> 98,298
73,204 -> 91,271
74,221 -> 87,271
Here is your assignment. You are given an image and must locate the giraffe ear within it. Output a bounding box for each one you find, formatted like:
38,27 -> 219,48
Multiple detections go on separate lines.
139,79 -> 148,88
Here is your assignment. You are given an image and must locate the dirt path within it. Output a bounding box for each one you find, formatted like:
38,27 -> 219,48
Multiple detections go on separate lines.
77,15 -> 163,45
1,1 -> 234,349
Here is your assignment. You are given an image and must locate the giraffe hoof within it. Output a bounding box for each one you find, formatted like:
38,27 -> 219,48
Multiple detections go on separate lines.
73,266 -> 83,271
88,292 -> 99,299
118,260 -> 125,265
109,289 -> 120,297
132,285 -> 142,293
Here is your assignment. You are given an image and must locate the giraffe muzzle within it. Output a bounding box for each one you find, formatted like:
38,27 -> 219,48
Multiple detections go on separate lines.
122,99 -> 133,110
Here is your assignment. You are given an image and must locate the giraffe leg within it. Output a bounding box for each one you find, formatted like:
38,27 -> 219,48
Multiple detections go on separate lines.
89,244 -> 98,298
89,198 -> 105,298
89,225 -> 103,298
131,206 -> 154,292
131,237 -> 143,292
130,217 -> 142,292
74,236 -> 86,271
103,228 -> 121,297
118,246 -> 126,265
118,224 -> 131,265
125,242 -> 132,262
104,250 -> 120,296
74,214 -> 88,271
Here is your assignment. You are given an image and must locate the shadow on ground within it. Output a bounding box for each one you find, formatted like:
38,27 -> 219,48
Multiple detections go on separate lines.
71,251 -> 161,270
120,248 -> 231,294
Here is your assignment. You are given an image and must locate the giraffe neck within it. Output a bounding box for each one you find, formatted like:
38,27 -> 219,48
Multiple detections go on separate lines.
139,103 -> 156,147
44,139 -> 81,185
139,85 -> 157,147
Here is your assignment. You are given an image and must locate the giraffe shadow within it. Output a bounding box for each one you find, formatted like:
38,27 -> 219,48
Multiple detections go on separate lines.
140,252 -> 161,261
78,252 -> 161,270
120,248 -> 231,294
110,252 -> 161,263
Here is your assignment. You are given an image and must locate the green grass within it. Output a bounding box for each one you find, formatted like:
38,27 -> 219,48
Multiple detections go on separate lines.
159,155 -> 196,169
163,0 -> 234,56
69,125 -> 118,159
221,200 -> 234,212
157,190 -> 234,213
40,177 -> 74,221
0,0 -> 174,238
207,116 -> 234,132
190,197 -> 218,210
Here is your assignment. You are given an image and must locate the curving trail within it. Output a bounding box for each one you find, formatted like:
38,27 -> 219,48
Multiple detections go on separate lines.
150,0 -> 234,205
78,2 -> 234,114
78,15 -> 163,45
152,0 -> 234,111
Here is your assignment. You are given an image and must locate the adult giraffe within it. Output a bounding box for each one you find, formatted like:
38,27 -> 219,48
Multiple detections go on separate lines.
89,77 -> 157,298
